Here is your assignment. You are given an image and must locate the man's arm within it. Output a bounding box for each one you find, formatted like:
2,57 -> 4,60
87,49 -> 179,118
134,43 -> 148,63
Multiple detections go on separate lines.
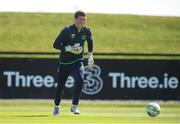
87,29 -> 94,69
53,28 -> 66,51
87,29 -> 93,53
53,27 -> 82,55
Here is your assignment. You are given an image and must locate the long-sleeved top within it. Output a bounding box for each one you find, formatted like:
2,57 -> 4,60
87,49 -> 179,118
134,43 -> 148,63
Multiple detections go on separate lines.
53,24 -> 93,64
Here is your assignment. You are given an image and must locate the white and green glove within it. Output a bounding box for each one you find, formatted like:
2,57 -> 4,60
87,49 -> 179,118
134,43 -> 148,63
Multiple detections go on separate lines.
65,43 -> 82,55
73,43 -> 83,55
88,52 -> 94,69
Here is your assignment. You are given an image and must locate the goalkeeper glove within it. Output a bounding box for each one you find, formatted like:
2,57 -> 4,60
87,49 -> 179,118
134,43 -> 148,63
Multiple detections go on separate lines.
65,45 -> 82,55
73,46 -> 82,55
88,52 -> 94,69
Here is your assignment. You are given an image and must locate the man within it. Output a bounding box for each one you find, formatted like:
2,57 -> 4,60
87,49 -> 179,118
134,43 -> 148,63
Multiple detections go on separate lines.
53,10 -> 94,116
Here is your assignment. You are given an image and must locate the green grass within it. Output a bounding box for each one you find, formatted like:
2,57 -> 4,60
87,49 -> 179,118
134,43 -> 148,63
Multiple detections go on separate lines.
0,12 -> 180,55
0,100 -> 180,124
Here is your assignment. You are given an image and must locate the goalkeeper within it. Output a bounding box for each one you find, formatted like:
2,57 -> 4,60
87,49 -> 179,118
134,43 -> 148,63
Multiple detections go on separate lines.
53,10 -> 94,116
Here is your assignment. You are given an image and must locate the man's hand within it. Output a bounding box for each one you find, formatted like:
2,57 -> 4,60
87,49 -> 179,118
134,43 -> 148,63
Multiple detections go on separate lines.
73,46 -> 83,54
65,45 -> 82,55
88,52 -> 94,69
65,45 -> 73,53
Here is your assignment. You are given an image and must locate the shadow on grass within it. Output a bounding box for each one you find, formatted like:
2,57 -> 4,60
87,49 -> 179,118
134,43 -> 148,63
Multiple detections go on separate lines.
14,115 -> 50,117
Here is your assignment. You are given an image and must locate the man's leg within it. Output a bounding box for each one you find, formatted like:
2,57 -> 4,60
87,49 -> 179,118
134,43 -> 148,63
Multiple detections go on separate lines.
70,61 -> 84,114
53,64 -> 70,116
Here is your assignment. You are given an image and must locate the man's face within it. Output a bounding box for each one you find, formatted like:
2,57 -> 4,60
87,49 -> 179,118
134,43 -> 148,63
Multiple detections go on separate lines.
75,16 -> 86,28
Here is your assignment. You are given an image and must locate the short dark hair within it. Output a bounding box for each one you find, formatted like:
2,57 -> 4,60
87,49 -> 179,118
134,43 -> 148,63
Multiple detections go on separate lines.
74,10 -> 86,19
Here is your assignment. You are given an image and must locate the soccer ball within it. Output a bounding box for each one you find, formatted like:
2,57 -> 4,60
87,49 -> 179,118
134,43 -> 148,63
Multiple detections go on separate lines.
146,102 -> 160,117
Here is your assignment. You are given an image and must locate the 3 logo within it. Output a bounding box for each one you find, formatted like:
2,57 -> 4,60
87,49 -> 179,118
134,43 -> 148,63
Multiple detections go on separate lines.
82,65 -> 103,95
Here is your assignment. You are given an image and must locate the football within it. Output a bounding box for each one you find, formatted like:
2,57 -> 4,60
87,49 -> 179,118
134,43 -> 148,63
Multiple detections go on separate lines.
146,102 -> 160,117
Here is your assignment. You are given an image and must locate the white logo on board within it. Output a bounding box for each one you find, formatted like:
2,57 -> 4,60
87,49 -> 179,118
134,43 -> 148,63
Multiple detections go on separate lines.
82,65 -> 103,95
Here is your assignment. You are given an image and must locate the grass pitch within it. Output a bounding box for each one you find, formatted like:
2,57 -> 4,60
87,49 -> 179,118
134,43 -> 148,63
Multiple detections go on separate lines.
0,100 -> 179,124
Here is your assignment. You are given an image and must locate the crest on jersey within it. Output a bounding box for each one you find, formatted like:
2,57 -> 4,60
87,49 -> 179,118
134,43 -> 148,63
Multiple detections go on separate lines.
81,35 -> 86,40
71,34 -> 75,39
